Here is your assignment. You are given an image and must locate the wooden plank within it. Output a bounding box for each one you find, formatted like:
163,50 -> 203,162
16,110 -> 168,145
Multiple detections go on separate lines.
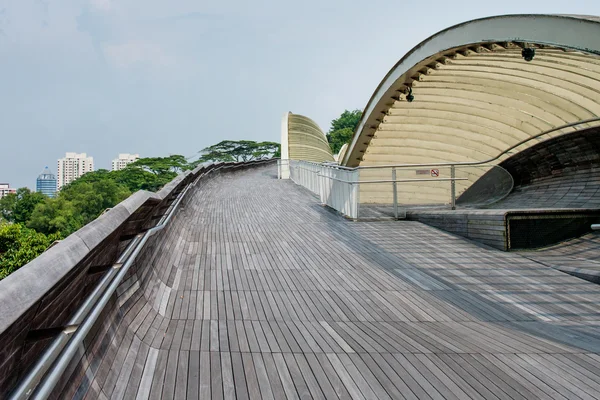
136,348 -> 159,400
148,350 -> 168,400
210,351 -> 223,400
187,351 -> 200,400
199,352 -> 212,399
230,352 -> 249,400
251,353 -> 275,400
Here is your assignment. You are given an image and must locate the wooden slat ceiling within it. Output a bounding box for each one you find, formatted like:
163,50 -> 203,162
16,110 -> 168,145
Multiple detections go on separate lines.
358,45 -> 600,167
348,41 -> 600,204
287,113 -> 335,163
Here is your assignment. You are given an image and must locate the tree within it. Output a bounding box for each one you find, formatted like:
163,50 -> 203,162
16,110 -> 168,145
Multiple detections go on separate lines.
128,155 -> 191,176
113,168 -> 165,192
0,223 -> 61,279
0,188 -> 46,224
327,127 -> 354,155
196,140 -> 280,164
28,180 -> 130,236
61,180 -> 131,224
0,193 -> 16,222
62,166 -> 173,193
27,197 -> 82,236
326,109 -> 363,154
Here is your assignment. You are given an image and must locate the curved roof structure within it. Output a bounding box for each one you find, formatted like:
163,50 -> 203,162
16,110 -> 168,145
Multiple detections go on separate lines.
281,112 -> 334,163
37,166 -> 55,180
343,15 -> 600,170
335,143 -> 349,163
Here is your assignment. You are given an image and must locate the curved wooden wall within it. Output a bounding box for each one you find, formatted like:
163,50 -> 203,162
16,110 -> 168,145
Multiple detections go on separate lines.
342,15 -> 600,205
486,126 -> 600,209
284,113 -> 335,163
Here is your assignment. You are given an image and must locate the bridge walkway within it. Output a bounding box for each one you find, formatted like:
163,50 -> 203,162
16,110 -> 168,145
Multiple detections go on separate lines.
80,164 -> 600,399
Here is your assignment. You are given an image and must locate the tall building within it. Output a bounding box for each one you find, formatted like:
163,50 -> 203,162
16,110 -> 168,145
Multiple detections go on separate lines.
36,167 -> 57,198
111,153 -> 140,171
57,152 -> 94,191
0,183 -> 16,198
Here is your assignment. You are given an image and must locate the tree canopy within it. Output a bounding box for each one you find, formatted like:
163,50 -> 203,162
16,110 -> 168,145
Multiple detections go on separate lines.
326,109 -> 363,154
195,140 -> 280,164
0,223 -> 60,279
0,188 -> 46,224
128,155 -> 191,176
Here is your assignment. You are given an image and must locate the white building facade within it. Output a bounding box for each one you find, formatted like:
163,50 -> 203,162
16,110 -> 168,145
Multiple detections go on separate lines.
111,153 -> 140,171
57,152 -> 94,190
0,183 -> 16,198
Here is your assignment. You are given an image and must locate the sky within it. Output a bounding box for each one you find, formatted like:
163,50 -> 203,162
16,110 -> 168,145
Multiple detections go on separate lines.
1,0 -> 599,188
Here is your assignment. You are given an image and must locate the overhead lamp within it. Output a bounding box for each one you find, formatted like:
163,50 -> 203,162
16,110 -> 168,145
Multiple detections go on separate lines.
522,47 -> 535,62
406,87 -> 414,102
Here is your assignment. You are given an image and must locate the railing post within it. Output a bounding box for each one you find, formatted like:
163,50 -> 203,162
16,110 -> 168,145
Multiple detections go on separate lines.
352,171 -> 359,219
392,167 -> 398,219
450,164 -> 456,210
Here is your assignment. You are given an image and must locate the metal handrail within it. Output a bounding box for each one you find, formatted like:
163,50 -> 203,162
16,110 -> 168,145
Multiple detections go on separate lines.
330,117 -> 600,170
10,159 -> 274,399
11,180 -> 195,400
318,175 -> 468,184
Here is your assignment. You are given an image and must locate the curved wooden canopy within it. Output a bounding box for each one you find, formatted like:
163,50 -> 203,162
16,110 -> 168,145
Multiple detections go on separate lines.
343,15 -> 600,169
281,112 -> 334,163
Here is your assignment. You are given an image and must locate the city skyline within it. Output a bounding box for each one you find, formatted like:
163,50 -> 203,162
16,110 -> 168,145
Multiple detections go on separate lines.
0,152 -> 142,191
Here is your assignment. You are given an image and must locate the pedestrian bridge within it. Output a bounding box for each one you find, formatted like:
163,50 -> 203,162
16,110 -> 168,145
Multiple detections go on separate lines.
3,13 -> 600,400
3,163 -> 600,399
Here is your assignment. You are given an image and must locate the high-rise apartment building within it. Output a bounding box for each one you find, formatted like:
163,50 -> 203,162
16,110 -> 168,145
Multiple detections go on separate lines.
111,153 -> 140,171
36,167 -> 57,198
57,152 -> 94,191
0,183 -> 16,198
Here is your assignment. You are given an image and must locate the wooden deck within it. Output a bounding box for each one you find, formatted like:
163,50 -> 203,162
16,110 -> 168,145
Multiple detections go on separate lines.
520,233 -> 600,284
79,165 -> 600,399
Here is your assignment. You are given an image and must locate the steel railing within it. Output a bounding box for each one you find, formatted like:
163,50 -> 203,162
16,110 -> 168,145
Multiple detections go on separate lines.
280,118 -> 600,219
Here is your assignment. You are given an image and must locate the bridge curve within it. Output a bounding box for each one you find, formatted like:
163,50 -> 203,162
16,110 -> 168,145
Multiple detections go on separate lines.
4,163 -> 600,398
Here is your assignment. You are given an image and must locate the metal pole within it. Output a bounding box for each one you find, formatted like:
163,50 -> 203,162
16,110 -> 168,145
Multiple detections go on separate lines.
450,165 -> 456,210
392,168 -> 398,219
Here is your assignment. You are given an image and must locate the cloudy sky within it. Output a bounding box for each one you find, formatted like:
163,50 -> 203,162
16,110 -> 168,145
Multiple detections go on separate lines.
1,0 -> 599,188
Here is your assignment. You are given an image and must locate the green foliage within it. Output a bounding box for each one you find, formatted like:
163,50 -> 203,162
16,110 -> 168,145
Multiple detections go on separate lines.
0,155 -> 195,280
62,167 -> 170,193
27,197 -> 81,237
129,155 -> 191,176
0,193 -> 16,222
326,109 -> 363,154
24,155 -> 192,238
327,127 -> 354,154
60,180 -> 131,226
113,168 -> 166,192
0,223 -> 61,279
0,188 -> 46,224
195,140 -> 280,164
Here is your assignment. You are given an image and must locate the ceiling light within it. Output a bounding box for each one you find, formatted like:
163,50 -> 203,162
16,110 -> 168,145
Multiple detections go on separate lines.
522,47 -> 535,62
406,87 -> 414,102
